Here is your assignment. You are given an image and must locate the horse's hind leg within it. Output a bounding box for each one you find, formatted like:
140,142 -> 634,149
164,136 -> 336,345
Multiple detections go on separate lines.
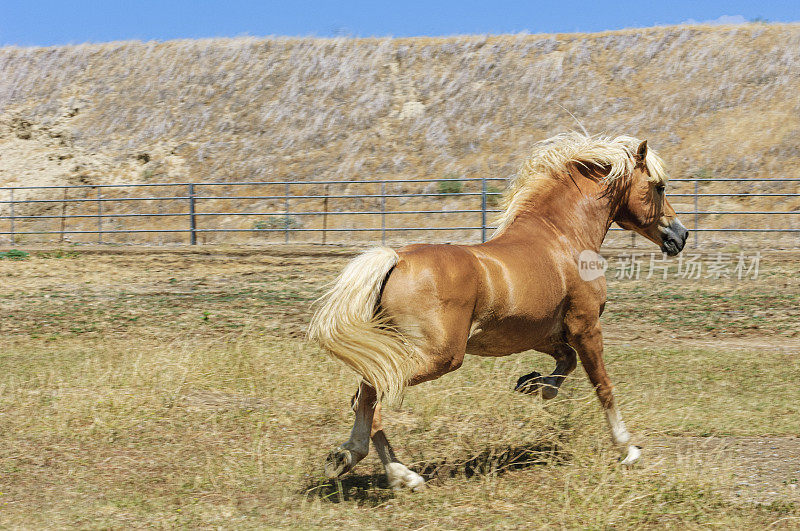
325,348 -> 457,488
324,381 -> 376,478
370,402 -> 425,491
366,333 -> 469,491
515,343 -> 577,399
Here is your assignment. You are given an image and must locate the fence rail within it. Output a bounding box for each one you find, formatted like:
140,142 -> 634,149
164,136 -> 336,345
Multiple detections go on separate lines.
1,177 -> 799,247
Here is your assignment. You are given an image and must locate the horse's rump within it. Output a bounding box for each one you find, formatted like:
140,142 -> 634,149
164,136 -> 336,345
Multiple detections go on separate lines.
307,247 -> 421,402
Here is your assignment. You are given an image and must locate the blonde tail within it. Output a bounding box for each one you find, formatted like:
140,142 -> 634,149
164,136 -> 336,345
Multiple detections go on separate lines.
308,247 -> 419,403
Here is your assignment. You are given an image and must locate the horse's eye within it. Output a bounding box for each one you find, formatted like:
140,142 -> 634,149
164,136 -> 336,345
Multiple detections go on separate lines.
655,184 -> 666,193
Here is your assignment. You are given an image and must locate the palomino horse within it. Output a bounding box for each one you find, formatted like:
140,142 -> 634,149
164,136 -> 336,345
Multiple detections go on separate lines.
309,132 -> 688,490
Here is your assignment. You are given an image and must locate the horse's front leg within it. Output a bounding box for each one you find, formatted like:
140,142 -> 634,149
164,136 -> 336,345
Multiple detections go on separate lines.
566,319 -> 641,465
324,380 -> 376,478
515,343 -> 577,399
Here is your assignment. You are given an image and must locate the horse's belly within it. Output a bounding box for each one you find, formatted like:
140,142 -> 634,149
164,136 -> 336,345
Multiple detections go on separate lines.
465,318 -> 559,357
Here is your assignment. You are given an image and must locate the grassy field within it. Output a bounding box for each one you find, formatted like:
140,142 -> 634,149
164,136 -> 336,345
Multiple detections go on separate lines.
1,246 -> 799,528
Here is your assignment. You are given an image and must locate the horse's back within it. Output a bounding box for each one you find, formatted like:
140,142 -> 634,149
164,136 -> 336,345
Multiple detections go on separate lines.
382,241 -> 568,333
384,244 -> 481,311
379,241 -> 574,365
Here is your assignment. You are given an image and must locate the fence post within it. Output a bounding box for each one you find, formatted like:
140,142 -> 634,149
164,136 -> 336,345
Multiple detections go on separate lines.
481,177 -> 487,243
59,187 -> 68,243
9,188 -> 15,245
693,180 -> 699,248
322,185 -> 329,245
96,187 -> 103,244
381,182 -> 386,245
188,183 -> 197,245
284,183 -> 290,243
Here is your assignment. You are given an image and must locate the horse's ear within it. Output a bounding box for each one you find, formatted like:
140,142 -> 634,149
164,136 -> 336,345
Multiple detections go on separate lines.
635,140 -> 648,164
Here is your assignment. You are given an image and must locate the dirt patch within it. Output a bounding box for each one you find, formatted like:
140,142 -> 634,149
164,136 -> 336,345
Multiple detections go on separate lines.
1,245 -> 797,349
649,436 -> 800,504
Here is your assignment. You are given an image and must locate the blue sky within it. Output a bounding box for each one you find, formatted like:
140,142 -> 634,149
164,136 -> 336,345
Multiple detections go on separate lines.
1,0 -> 799,46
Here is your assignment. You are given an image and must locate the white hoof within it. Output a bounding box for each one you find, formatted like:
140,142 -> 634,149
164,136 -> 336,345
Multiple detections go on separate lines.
385,462 -> 425,491
620,445 -> 641,466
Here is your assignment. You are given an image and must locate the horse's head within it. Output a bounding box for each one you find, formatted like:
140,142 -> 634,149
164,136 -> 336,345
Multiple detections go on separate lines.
612,140 -> 689,256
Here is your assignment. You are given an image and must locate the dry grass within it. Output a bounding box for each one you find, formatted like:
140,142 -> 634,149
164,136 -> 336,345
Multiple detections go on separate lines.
0,247 -> 798,527
1,25 -> 799,246
2,336 -> 799,528
3,25 -> 799,184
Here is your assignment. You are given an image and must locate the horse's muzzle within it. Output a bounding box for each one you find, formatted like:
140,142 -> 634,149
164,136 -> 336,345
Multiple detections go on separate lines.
660,219 -> 689,256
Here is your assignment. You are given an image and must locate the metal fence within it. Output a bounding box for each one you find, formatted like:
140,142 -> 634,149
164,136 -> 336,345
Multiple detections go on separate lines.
0,177 -> 799,247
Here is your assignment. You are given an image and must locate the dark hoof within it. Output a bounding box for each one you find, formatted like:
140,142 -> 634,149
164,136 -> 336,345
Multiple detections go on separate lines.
325,447 -> 355,478
541,385 -> 559,400
515,371 -> 543,394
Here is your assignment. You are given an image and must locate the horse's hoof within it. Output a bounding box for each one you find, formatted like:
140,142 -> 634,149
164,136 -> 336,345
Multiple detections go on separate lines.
620,445 -> 642,466
541,385 -> 559,400
386,462 -> 426,491
515,371 -> 542,394
325,447 -> 355,478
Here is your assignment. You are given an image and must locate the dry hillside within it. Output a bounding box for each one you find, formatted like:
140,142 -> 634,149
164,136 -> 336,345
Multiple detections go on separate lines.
1,24 -> 799,244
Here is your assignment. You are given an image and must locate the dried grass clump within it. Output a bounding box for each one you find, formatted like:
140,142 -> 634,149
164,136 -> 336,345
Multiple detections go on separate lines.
1,24 -> 799,244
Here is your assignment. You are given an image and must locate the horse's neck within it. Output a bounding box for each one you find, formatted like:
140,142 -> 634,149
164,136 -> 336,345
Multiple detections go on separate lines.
499,177 -> 614,252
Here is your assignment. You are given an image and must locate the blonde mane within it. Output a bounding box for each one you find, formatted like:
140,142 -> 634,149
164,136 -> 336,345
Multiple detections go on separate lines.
493,132 -> 667,235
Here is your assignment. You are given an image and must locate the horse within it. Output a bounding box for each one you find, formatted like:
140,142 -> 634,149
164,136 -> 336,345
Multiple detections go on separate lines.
308,132 -> 689,491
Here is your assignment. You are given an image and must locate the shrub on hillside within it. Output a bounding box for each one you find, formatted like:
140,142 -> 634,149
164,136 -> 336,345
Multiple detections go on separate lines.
438,177 -> 464,194
253,216 -> 301,231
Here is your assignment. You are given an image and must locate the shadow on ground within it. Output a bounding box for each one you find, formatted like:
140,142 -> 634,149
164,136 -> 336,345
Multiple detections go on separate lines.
302,443 -> 563,505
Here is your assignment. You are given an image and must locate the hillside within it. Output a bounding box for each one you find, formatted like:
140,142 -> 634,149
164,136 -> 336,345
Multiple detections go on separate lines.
1,24 -> 799,244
